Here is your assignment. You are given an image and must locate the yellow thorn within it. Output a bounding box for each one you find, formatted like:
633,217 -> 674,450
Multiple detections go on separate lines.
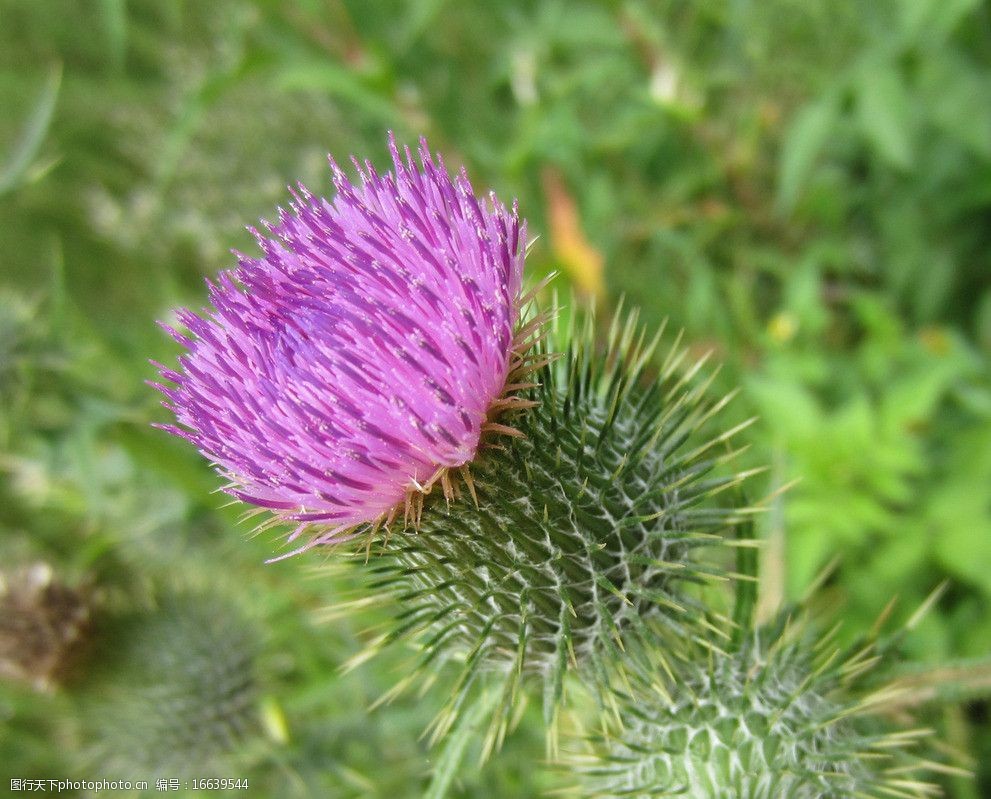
363,522 -> 379,564
482,422 -> 525,438
440,469 -> 453,506
460,465 -> 479,508
488,397 -> 540,413
501,382 -> 540,392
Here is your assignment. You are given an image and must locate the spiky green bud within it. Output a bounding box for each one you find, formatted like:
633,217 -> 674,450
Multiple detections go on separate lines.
575,613 -> 939,798
82,593 -> 260,779
337,304 -> 756,750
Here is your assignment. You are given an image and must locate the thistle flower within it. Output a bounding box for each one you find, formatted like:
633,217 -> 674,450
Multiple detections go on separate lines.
153,134 -> 529,556
153,137 -> 757,752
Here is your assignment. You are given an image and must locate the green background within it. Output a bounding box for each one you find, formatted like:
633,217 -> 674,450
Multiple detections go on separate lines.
1,1 -> 989,796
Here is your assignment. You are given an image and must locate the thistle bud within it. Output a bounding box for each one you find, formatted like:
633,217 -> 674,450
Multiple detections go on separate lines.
82,594 -> 260,779
574,612 -> 940,798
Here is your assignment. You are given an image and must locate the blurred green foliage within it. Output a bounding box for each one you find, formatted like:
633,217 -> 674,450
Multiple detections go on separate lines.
1,0 -> 989,796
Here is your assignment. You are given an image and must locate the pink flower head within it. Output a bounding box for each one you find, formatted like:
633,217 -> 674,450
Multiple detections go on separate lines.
152,134 -> 527,556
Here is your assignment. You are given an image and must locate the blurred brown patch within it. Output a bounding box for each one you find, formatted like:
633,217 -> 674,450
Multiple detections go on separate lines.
0,562 -> 90,690
542,168 -> 605,300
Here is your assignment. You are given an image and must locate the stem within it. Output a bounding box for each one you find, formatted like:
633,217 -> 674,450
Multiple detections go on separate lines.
731,488 -> 758,648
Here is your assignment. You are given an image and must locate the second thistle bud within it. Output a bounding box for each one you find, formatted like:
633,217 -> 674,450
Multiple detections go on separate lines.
81,593 -> 261,780
573,611 -> 940,798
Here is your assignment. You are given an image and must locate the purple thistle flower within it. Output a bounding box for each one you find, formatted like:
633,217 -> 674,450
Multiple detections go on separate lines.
151,134 -> 527,557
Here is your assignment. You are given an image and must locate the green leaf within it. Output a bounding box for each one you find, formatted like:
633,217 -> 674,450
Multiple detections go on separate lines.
98,0 -> 128,73
901,0 -> 980,44
856,64 -> 913,170
269,61 -> 398,126
921,54 -> 991,159
401,0 -> 449,50
776,94 -> 838,212
0,63 -> 62,197
786,517 -> 840,598
880,347 -> 972,433
746,377 -> 821,440
930,476 -> 991,593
